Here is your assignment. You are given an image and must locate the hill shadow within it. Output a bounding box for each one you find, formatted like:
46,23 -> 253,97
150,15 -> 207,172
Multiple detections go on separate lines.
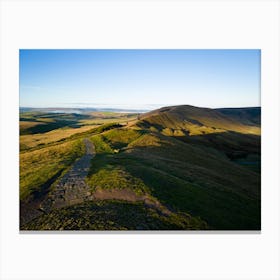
86,131 -> 261,230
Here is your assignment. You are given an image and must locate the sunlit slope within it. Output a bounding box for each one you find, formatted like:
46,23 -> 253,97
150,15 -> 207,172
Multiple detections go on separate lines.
20,125 -> 96,151
20,139 -> 85,201
138,105 -> 260,135
20,111 -> 137,135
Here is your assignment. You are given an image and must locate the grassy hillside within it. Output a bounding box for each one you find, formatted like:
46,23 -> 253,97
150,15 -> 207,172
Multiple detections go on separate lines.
139,105 -> 260,135
22,200 -> 208,230
137,105 -> 261,167
20,105 -> 261,230
215,107 -> 261,126
20,125 -> 96,151
85,126 -> 260,230
20,139 -> 85,201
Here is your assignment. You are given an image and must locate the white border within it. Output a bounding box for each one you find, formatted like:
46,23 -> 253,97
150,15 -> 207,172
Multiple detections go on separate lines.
1,0 -> 279,279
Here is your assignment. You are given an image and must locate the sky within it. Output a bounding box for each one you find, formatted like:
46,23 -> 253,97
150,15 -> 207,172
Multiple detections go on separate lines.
19,49 -> 260,110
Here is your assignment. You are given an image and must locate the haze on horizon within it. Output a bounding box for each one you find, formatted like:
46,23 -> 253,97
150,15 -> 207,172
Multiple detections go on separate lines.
20,49 -> 260,110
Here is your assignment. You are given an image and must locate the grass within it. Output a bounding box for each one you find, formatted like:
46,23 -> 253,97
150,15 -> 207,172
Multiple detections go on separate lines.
90,135 -> 114,154
20,123 -> 123,153
19,113 -> 135,204
87,129 -> 149,195
20,139 -> 85,201
21,200 -> 208,230
20,125 -> 97,151
87,129 -> 162,201
86,154 -> 149,195
139,105 -> 261,136
102,128 -> 143,149
20,106 -> 261,230
20,121 -> 46,130
20,118 -> 82,135
67,122 -> 123,141
233,153 -> 261,173
116,155 -> 260,230
86,128 -> 260,230
20,111 -> 92,135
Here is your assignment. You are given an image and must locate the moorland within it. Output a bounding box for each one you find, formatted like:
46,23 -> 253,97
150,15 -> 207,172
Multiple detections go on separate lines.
20,105 -> 261,230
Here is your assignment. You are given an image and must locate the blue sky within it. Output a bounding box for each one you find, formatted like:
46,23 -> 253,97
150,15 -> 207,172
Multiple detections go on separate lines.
19,49 -> 260,109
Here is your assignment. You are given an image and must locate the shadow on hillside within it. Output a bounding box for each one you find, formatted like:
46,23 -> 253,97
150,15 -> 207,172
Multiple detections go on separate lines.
172,131 -> 260,160
20,168 -> 66,226
87,131 -> 261,230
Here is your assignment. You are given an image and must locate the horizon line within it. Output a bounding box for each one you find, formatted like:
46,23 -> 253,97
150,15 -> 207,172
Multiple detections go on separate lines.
19,104 -> 261,110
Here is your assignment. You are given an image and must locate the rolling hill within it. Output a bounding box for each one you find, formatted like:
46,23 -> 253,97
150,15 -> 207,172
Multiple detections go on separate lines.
20,105 -> 261,230
138,105 -> 260,135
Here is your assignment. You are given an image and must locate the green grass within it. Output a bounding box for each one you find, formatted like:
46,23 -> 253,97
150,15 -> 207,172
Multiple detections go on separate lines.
22,200 -> 208,230
20,139 -> 85,201
20,106 -> 261,230
87,129 -> 152,195
115,156 -> 260,230
90,135 -> 114,154
86,129 -> 260,230
68,122 -> 123,140
102,128 -> 143,149
86,154 -> 149,195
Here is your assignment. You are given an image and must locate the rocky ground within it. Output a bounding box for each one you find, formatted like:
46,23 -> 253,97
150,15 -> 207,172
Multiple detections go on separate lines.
20,138 -> 95,226
39,138 -> 95,213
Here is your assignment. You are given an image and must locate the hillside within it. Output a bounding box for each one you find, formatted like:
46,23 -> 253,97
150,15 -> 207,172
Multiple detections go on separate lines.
215,107 -> 261,126
20,105 -> 261,230
138,105 -> 260,135
137,105 -> 261,162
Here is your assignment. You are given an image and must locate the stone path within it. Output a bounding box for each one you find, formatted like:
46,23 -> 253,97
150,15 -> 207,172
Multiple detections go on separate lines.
21,137 -> 171,227
39,138 -> 95,213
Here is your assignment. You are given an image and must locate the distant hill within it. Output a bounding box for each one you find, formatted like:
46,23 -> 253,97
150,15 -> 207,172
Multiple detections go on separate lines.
138,105 -> 260,135
137,105 -> 261,160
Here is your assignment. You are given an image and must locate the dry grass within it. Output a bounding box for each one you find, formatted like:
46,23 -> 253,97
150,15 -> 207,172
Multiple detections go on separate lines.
20,121 -> 45,130
80,117 -> 136,126
20,125 -> 96,149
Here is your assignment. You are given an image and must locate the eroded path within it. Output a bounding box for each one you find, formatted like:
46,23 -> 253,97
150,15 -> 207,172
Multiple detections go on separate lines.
39,138 -> 95,213
21,137 -> 171,227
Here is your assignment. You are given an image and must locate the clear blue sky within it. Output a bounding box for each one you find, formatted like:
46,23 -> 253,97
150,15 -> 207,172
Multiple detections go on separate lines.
19,49 -> 260,109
